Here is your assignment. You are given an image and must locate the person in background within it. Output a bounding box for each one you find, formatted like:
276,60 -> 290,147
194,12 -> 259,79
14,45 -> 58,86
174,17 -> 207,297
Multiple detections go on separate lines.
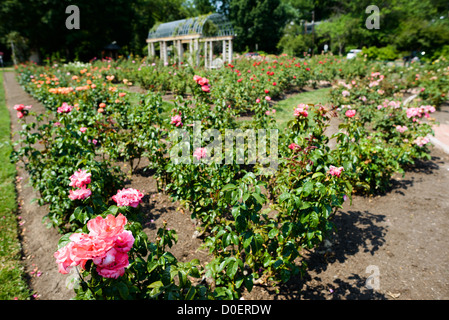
0,52 -> 4,68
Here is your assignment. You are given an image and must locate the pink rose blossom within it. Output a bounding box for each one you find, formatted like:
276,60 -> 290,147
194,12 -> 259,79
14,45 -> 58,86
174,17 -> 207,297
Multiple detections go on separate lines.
395,125 -> 408,133
342,90 -> 350,97
328,165 -> 344,177
112,188 -> 144,208
14,104 -> 31,111
294,104 -> 309,117
80,127 -> 88,133
68,186 -> 92,200
55,213 -> 134,278
413,136 -> 430,147
96,250 -> 129,279
57,102 -> 73,113
345,109 -> 356,118
14,104 -> 25,111
193,147 -> 207,160
69,169 -> 91,188
17,111 -> 24,119
198,77 -> 209,86
54,242 -> 77,274
171,114 -> 183,127
288,143 -> 300,151
114,230 -> 135,253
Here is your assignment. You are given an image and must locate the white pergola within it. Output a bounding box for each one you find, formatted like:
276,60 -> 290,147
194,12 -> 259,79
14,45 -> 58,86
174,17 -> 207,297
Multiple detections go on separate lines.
146,13 -> 235,68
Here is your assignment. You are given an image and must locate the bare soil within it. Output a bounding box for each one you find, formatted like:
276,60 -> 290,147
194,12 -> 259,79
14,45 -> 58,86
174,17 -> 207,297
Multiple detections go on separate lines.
3,71 -> 449,300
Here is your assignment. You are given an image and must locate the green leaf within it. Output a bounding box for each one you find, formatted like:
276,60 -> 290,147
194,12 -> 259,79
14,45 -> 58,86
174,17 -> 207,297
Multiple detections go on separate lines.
268,228 -> 279,239
148,280 -> 163,289
252,192 -> 265,205
226,259 -> 238,279
57,233 -> 73,249
116,282 -> 129,299
221,183 -> 236,192
302,181 -> 314,196
312,172 -> 324,179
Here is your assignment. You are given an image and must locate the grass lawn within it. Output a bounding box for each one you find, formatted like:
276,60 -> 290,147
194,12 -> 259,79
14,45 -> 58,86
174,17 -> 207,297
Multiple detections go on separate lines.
0,70 -> 30,300
273,87 -> 332,129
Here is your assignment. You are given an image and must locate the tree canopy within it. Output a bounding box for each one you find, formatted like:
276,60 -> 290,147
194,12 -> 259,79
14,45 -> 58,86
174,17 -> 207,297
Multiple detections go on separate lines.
0,0 -> 448,63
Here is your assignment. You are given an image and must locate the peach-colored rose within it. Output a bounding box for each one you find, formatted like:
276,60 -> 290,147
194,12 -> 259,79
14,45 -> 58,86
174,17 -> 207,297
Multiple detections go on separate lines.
87,213 -> 127,239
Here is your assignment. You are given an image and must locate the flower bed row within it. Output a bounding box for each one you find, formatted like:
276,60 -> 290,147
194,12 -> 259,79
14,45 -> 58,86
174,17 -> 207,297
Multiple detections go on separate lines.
11,54 -> 446,299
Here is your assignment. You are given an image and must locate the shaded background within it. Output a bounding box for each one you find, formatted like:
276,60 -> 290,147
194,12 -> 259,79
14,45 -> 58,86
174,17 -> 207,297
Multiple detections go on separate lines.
0,0 -> 448,64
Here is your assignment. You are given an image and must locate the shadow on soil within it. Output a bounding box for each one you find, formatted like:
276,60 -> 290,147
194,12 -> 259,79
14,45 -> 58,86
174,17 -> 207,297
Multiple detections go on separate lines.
261,208 -> 388,300
259,154 -> 443,300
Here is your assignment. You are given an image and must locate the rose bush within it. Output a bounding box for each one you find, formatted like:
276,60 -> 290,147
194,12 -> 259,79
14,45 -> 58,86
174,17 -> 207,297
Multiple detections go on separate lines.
10,52 -> 445,300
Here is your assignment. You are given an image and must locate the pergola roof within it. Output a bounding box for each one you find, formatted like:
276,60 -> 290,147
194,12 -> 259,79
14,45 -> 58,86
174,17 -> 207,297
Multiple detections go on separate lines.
147,13 -> 234,41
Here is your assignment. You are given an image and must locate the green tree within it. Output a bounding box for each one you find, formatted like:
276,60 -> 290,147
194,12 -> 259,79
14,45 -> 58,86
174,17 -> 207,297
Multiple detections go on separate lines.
228,0 -> 291,53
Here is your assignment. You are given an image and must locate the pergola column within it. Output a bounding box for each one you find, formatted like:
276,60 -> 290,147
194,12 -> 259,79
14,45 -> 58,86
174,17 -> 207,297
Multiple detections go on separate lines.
194,39 -> 199,66
222,40 -> 226,63
148,42 -> 155,57
177,40 -> 183,65
228,39 -> 233,64
204,41 -> 208,68
160,41 -> 168,65
209,40 -> 213,68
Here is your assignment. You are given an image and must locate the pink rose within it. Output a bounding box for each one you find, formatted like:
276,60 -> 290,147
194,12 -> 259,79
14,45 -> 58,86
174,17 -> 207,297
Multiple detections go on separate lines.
328,165 -> 344,177
57,102 -> 73,113
17,111 -> 24,119
14,104 -> 25,111
294,104 -> 309,117
170,114 -> 183,127
69,169 -> 91,188
413,136 -> 430,147
87,213 -> 128,239
198,77 -> 209,86
114,230 -> 135,253
112,188 -> 144,208
80,127 -> 88,133
54,242 -> 77,274
68,186 -> 92,200
55,213 -> 135,278
96,251 -> 129,279
288,143 -> 300,151
193,147 -> 207,160
193,75 -> 202,83
345,109 -> 356,118
201,85 -> 210,92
